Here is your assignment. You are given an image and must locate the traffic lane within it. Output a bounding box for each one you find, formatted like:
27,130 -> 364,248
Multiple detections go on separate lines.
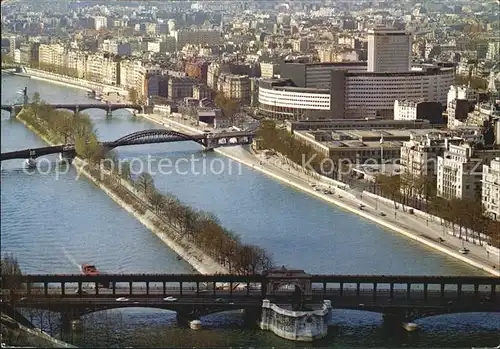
16,296 -> 496,312
16,297 -> 261,307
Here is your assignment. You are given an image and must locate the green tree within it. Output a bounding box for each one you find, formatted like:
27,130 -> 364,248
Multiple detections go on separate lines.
31,92 -> 41,105
128,88 -> 139,104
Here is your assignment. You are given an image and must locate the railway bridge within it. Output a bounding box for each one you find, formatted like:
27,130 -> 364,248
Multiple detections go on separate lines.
2,270 -> 498,340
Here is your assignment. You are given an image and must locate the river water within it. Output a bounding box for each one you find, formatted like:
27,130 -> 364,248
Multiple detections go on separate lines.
1,74 -> 499,347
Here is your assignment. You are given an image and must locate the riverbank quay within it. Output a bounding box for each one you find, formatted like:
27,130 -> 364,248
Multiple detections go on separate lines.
141,113 -> 500,277
17,68 -> 127,95
14,109 -> 228,276
1,313 -> 76,348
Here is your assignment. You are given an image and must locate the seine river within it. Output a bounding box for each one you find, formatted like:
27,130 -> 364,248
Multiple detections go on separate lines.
1,74 -> 498,348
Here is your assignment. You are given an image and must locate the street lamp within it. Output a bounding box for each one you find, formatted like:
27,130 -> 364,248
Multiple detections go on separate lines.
380,134 -> 384,167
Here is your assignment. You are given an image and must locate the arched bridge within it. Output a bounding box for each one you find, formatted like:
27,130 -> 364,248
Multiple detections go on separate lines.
1,103 -> 143,117
0,129 -> 255,161
49,103 -> 143,114
1,272 -> 498,322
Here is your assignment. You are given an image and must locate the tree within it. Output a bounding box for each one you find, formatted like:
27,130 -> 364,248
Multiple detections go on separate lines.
119,160 -> 132,182
135,172 -> 155,196
75,132 -> 102,162
1,254 -> 23,302
149,190 -> 166,215
128,87 -> 139,104
31,92 -> 41,105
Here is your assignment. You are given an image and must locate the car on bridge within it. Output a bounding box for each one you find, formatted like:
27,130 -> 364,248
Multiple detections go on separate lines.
116,297 -> 129,302
163,296 -> 177,302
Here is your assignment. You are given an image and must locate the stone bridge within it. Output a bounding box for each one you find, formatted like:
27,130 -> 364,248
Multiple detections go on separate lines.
1,103 -> 144,118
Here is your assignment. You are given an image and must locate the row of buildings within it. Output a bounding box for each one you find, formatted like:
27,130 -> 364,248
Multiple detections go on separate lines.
16,41 -> 256,104
257,28 -> 456,120
285,102 -> 500,220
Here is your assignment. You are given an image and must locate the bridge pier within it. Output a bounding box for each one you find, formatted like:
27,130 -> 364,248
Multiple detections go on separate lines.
106,108 -> 112,118
382,312 -> 419,333
242,308 -> 260,328
60,311 -> 82,332
174,308 -> 203,330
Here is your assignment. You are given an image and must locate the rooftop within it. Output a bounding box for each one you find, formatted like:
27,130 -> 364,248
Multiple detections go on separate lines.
296,128 -> 447,150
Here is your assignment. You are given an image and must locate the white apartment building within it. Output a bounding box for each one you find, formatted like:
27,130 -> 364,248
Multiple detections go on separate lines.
66,50 -> 87,78
101,55 -> 119,86
38,43 -> 66,69
437,143 -> 482,200
400,134 -> 455,179
367,28 -> 412,73
486,41 -> 500,61
86,53 -> 104,82
219,73 -> 250,102
93,16 -> 107,30
9,36 -> 16,56
394,100 -> 419,121
260,62 -> 279,79
482,157 -> 500,220
447,85 -> 477,104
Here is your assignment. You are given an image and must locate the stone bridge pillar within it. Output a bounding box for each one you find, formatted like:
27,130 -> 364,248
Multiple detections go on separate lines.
106,106 -> 112,118
59,147 -> 76,163
74,106 -> 79,116
203,135 -> 217,151
61,309 -> 82,332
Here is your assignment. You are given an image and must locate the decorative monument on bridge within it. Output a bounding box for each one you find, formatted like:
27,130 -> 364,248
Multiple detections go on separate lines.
259,268 -> 332,341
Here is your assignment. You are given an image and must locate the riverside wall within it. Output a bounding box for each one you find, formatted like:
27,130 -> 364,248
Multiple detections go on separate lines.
149,115 -> 500,277
2,312 -> 76,348
22,68 -> 127,95
15,110 -> 228,275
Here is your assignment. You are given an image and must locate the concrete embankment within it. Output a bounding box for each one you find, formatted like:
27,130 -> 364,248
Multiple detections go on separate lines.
1,313 -> 76,348
15,110 -> 227,275
149,115 -> 500,277
19,68 -> 127,95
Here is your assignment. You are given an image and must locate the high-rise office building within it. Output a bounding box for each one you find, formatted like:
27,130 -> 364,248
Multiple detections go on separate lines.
367,28 -> 412,73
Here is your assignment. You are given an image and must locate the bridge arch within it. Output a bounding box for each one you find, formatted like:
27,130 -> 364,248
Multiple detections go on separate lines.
104,129 -> 207,150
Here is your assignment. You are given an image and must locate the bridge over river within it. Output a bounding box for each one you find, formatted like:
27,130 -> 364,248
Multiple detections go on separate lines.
0,129 -> 255,161
1,103 -> 144,118
2,271 -> 498,337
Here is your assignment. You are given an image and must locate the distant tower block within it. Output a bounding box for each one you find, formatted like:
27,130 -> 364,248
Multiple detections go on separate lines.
367,27 -> 412,73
